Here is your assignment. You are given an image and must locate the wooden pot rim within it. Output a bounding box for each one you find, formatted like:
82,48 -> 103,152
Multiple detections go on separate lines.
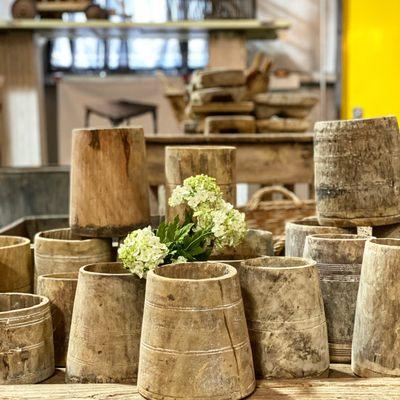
80,262 -> 140,278
0,293 -> 49,318
37,271 -> 78,281
166,145 -> 236,151
35,228 -> 102,243
306,233 -> 369,242
0,235 -> 30,249
314,115 -> 397,130
368,237 -> 400,249
241,255 -> 316,270
72,126 -> 143,135
149,261 -> 236,282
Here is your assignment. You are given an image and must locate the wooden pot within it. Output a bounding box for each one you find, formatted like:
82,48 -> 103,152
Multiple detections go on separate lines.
303,234 -> 368,363
37,272 -> 78,367
138,262 -> 255,400
34,228 -> 112,290
66,262 -> 145,383
165,146 -> 236,220
0,236 -> 32,293
211,228 -> 274,268
70,127 -> 151,237
239,256 -> 329,378
352,238 -> 400,377
314,116 -> 400,227
285,217 -> 353,257
0,293 -> 54,384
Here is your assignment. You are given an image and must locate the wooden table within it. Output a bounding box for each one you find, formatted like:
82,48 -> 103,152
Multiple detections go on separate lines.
145,133 -> 314,186
3,365 -> 400,399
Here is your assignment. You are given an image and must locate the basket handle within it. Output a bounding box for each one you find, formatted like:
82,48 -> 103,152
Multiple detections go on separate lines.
248,186 -> 303,210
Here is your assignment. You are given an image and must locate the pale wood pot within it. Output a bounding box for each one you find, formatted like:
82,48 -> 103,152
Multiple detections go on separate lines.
138,262 -> 255,400
0,236 -> 32,293
37,272 -> 78,368
66,262 -> 145,383
352,238 -> 400,377
314,116 -> 400,227
165,145 -> 237,220
34,228 -> 112,290
303,234 -> 368,363
69,127 -> 151,237
0,293 -> 54,384
239,256 -> 329,379
285,217 -> 354,257
211,228 -> 274,268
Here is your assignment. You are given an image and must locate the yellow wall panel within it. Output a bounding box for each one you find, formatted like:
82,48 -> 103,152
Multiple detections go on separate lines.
342,0 -> 400,120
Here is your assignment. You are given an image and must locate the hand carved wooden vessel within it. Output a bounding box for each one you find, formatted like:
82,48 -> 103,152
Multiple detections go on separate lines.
0,293 -> 54,384
138,262 -> 255,400
352,238 -> 400,377
239,256 -> 329,379
314,116 -> 400,227
303,234 -> 368,363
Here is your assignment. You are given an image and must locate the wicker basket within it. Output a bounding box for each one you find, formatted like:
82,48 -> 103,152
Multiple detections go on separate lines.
240,186 -> 316,236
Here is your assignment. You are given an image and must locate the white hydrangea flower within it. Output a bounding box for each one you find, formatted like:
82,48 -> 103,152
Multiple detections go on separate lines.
171,255 -> 188,264
118,226 -> 168,279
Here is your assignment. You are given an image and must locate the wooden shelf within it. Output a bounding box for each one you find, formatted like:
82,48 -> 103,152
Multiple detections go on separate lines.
0,19 -> 290,39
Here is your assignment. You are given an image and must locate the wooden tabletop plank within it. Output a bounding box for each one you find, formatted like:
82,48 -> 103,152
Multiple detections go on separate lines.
3,365 -> 400,400
145,133 -> 314,144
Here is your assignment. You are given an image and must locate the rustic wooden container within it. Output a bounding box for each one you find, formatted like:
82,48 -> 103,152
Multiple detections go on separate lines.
211,228 -> 274,268
0,236 -> 32,293
165,146 -> 237,220
70,127 -> 151,237
66,262 -> 145,383
285,217 -> 354,257
352,238 -> 400,377
138,262 -> 255,400
0,293 -> 54,384
239,256 -> 329,379
303,234 -> 368,363
37,272 -> 78,367
314,116 -> 400,227
34,228 -> 112,289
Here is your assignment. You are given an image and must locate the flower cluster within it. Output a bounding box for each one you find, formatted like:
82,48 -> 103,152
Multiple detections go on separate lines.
170,175 -> 247,249
119,175 -> 247,279
118,226 -> 168,278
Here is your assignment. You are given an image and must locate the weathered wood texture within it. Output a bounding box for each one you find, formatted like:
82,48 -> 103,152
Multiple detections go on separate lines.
0,236 -> 32,293
191,68 -> 246,89
314,116 -> 400,227
66,262 -> 145,383
34,228 -> 112,289
352,238 -> 400,377
285,217 -> 353,257
254,93 -> 318,119
190,86 -> 247,105
240,256 -> 329,379
211,229 -> 274,268
0,167 -> 69,227
146,134 -> 314,186
70,127 -> 151,237
256,117 -> 310,133
0,293 -> 54,384
303,234 -> 367,364
165,146 -> 237,220
11,372 -> 400,400
204,115 -> 256,134
139,262 -> 255,399
37,272 -> 78,368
